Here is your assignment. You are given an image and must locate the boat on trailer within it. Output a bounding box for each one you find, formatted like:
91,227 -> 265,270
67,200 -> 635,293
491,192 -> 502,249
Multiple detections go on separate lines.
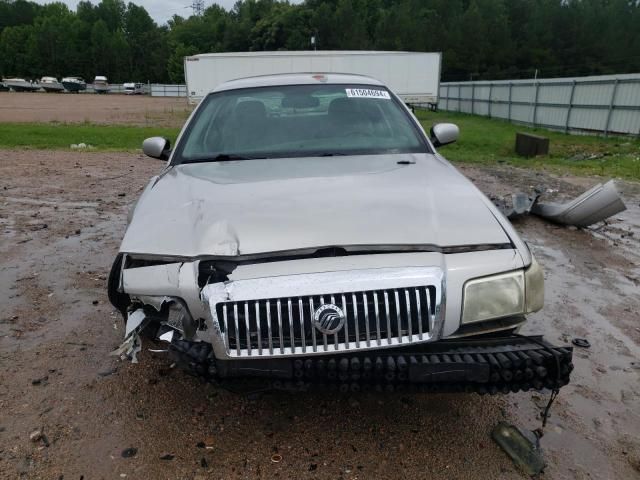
0,82 -> 8,92
61,77 -> 87,93
93,76 -> 109,94
40,76 -> 64,93
3,78 -> 41,92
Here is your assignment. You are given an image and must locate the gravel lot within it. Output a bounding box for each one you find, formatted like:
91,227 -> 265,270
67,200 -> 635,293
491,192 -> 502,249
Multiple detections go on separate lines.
0,92 -> 191,126
1,149 -> 639,479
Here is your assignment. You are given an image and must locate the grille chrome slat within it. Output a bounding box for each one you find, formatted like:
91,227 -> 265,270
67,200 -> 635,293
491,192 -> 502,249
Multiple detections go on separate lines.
309,297 -> 317,352
405,289 -> 412,339
341,294 -> 348,347
223,305 -> 230,354
330,295 -> 338,348
352,293 -> 360,348
320,295 -> 328,351
373,292 -> 381,346
233,304 -> 240,356
287,298 -> 295,351
255,301 -> 262,355
277,299 -> 284,354
216,285 -> 437,358
427,288 -> 435,333
266,300 -> 273,355
416,288 -> 423,341
363,292 -> 371,347
298,298 -> 306,353
244,302 -> 251,356
384,291 -> 392,345
394,289 -> 402,343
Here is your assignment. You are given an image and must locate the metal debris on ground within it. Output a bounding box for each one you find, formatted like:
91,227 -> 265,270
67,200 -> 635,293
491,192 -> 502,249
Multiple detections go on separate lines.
110,309 -> 147,363
492,191 -> 540,219
110,332 -> 142,363
492,422 -> 545,476
493,180 -> 627,227
124,309 -> 146,337
572,338 -> 591,348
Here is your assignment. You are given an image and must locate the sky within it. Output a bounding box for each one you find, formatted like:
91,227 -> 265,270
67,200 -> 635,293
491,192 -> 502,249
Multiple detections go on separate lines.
32,0 -> 253,25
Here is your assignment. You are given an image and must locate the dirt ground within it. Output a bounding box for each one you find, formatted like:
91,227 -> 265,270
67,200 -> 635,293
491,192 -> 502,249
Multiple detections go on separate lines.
0,92 -> 191,126
1,149 -> 639,480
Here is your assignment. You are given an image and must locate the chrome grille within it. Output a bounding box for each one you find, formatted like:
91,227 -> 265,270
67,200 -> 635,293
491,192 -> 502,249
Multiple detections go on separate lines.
215,286 -> 437,357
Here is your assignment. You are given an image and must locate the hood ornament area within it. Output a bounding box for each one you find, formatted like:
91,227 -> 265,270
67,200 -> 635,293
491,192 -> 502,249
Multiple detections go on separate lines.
312,303 -> 346,335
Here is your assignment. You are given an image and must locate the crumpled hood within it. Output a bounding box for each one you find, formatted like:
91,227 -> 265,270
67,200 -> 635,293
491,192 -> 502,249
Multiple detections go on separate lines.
120,153 -> 511,258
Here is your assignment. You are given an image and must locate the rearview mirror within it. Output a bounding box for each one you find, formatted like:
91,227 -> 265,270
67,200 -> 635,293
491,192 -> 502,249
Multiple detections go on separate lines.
430,123 -> 459,147
282,94 -> 320,109
142,137 -> 171,160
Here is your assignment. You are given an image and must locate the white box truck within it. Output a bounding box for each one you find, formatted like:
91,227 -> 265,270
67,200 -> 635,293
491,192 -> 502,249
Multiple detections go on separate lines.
184,50 -> 441,106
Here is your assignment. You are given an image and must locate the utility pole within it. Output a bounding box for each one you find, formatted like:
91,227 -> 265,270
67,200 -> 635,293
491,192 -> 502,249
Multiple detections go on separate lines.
189,0 -> 204,16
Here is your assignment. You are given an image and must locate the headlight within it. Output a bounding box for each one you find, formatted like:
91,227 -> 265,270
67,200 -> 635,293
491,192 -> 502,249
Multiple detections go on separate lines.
524,256 -> 544,313
461,257 -> 545,324
462,270 -> 525,324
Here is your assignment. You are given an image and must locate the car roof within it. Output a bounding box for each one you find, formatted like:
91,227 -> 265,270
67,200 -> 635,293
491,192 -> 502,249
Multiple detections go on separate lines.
211,73 -> 385,94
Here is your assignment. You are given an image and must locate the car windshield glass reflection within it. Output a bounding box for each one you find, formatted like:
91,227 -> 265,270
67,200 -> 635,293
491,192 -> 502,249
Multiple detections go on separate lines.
173,84 -> 427,163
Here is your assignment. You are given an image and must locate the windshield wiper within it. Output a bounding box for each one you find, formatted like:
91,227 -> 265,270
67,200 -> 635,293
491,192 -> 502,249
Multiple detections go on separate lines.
309,152 -> 347,157
181,153 -> 262,164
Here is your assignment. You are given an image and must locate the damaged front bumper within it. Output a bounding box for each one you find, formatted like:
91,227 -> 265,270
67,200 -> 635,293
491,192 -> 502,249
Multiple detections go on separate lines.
164,334 -> 573,394
109,254 -> 572,394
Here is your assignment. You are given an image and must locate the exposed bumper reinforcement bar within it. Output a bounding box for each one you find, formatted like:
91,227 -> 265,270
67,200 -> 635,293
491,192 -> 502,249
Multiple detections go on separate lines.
168,335 -> 573,394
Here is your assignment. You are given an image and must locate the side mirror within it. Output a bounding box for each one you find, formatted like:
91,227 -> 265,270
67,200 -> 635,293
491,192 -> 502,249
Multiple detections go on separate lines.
142,137 -> 171,160
430,123 -> 459,147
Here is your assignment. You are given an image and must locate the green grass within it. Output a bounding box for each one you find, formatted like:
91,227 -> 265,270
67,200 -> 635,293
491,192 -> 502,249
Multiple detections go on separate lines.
416,109 -> 640,180
1,113 -> 639,180
0,123 -> 179,151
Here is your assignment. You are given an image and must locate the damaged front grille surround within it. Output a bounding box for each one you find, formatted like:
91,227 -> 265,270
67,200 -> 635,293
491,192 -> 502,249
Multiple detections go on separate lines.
216,287 -> 437,356
201,267 -> 445,359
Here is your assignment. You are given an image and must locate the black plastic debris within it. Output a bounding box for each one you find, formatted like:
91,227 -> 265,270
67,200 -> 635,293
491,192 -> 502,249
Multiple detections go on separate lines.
492,422 -> 545,475
31,376 -> 48,386
572,338 -> 591,348
121,448 -> 137,458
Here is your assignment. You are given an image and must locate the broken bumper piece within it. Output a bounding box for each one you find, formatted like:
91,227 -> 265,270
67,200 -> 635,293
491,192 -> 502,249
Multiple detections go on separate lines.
530,179 -> 626,227
166,335 -> 573,394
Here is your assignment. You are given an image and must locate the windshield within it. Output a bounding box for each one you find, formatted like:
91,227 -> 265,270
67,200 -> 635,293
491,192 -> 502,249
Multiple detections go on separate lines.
172,84 -> 428,164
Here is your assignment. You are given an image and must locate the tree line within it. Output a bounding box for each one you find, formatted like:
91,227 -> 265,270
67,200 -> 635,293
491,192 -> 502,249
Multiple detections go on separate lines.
1,0 -> 639,84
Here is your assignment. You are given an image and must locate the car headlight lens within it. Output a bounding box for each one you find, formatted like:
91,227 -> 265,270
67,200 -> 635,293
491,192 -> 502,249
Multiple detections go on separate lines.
461,256 -> 545,324
524,256 -> 544,313
462,270 -> 525,324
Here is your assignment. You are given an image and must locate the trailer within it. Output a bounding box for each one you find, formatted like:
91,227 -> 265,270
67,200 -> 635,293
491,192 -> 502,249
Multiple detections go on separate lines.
184,50 -> 441,106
